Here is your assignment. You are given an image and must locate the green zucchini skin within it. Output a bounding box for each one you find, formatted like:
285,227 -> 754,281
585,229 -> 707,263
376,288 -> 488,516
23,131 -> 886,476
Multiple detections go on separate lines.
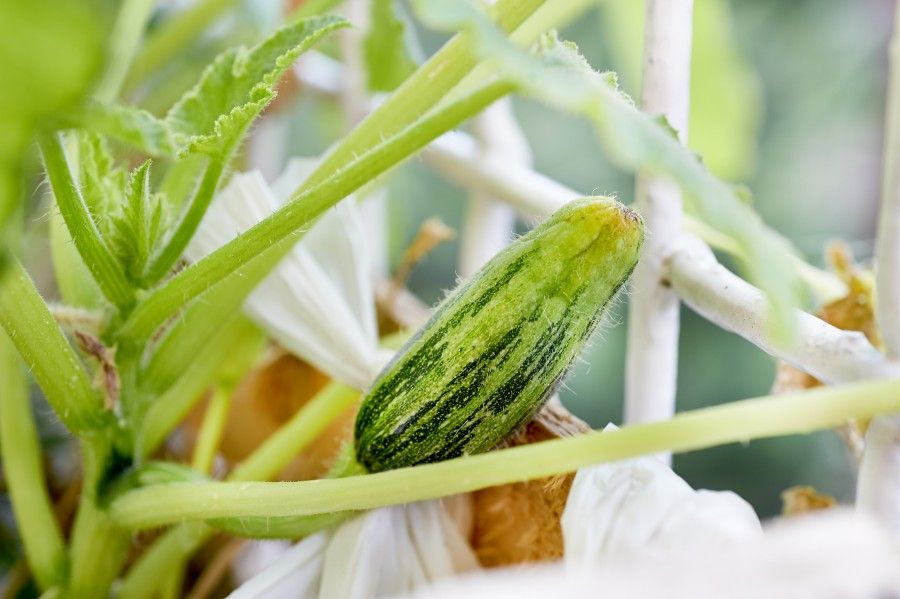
354,197 -> 644,472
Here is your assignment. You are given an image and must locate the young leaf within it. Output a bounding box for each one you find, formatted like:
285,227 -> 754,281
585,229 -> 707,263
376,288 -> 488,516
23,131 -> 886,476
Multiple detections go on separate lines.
75,133 -> 125,224
364,0 -> 418,91
165,14 -> 349,158
77,15 -> 348,160
107,161 -> 166,281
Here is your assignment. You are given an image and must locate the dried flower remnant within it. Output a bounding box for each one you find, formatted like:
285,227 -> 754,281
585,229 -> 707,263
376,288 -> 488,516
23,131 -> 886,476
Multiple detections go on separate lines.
471,401 -> 589,567
781,485 -> 838,516
771,242 -> 878,459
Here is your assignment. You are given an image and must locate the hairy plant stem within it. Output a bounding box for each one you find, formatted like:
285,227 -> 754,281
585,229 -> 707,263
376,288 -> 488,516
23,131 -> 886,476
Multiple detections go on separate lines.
143,158 -> 225,283
118,382 -> 358,598
0,259 -> 104,432
111,378 -> 900,529
0,332 -> 67,591
117,80 -> 515,348
38,132 -> 134,309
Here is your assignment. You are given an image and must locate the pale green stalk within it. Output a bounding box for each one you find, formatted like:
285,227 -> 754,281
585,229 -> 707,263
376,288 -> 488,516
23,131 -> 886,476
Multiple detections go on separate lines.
0,259 -> 104,432
191,386 -> 231,474
304,0 -> 544,189
230,382 -> 358,481
112,378 -> 900,528
0,332 -> 67,591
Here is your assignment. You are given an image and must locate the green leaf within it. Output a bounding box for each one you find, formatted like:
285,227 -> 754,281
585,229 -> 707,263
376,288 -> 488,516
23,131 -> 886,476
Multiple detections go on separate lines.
107,161 -> 167,281
165,14 -> 349,158
78,102 -> 176,158
79,15 -> 348,160
365,0 -> 418,91
415,0 -> 801,340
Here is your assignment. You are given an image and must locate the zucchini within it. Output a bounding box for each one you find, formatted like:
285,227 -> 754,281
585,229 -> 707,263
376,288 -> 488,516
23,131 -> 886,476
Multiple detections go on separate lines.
355,197 -> 643,472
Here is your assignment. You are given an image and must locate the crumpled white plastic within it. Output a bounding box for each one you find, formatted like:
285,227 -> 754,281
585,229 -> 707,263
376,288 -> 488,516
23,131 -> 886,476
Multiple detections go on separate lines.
227,497 -> 478,599
561,424 -> 762,566
187,158 -> 390,389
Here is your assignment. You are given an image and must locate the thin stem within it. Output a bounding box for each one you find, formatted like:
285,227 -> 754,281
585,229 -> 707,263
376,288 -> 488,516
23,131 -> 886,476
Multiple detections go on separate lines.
191,387 -> 231,474
94,0 -> 156,101
0,259 -> 104,432
298,58 -> 845,302
0,332 -> 67,591
139,268 -> 261,393
117,80 -> 514,345
144,159 -> 225,283
876,6 -> 900,359
624,0 -> 693,443
39,133 -> 134,309
111,378 -> 900,529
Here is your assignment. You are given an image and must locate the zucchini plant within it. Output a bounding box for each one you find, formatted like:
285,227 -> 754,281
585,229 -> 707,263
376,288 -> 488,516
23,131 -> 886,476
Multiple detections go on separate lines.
1,0 -> 899,596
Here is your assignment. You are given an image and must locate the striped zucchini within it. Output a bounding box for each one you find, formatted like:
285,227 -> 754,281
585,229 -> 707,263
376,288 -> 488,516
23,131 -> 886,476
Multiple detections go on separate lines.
355,197 -> 644,472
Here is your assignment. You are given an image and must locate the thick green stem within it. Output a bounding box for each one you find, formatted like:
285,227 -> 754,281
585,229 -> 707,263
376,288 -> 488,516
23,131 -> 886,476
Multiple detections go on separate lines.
67,437 -> 131,598
112,378 -> 900,528
38,132 -> 133,309
118,80 -> 514,346
0,259 -> 104,432
0,332 -> 67,591
143,159 -> 225,283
